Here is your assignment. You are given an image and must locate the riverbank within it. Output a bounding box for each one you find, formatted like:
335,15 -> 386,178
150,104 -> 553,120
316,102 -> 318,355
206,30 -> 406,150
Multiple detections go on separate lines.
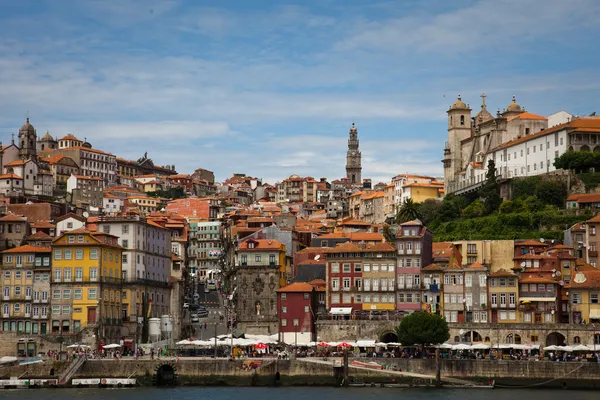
2,358 -> 600,389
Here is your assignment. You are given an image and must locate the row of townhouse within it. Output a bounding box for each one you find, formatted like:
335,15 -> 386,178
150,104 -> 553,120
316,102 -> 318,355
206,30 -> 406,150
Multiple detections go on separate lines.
321,220 -> 597,326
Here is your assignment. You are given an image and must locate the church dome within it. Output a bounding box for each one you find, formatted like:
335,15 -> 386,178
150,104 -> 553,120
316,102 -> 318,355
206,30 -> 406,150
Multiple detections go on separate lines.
19,118 -> 36,135
506,95 -> 522,112
449,95 -> 469,110
41,131 -> 54,141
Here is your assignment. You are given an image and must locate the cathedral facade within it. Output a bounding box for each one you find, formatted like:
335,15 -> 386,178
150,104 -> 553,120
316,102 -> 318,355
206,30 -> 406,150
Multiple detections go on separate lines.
442,94 -> 566,195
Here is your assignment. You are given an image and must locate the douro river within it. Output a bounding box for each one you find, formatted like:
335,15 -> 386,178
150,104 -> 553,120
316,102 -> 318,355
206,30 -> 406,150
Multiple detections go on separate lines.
2,387 -> 599,400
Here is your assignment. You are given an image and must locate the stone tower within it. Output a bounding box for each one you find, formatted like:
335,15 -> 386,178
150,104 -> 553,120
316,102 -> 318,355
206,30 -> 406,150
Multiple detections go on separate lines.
346,122 -> 362,184
443,95 -> 472,193
18,118 -> 37,159
38,131 -> 58,152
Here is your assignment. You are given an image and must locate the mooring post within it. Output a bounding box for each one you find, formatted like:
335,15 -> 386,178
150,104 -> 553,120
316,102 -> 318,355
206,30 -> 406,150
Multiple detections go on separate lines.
343,349 -> 349,387
435,348 -> 441,388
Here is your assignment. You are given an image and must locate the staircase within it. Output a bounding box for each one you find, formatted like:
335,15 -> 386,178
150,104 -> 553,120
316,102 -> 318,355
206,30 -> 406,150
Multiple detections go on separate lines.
58,356 -> 86,385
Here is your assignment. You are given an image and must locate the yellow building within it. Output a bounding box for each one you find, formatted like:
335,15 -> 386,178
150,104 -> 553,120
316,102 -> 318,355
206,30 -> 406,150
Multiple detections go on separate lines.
127,195 -> 158,214
1,245 -> 52,346
359,243 -> 397,311
51,229 -> 123,343
402,182 -> 444,203
452,240 -> 514,272
566,270 -> 600,324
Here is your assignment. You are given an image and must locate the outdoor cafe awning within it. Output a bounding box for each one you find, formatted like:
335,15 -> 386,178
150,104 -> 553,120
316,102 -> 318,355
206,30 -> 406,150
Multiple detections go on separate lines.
520,297 -> 556,302
589,309 -> 600,320
330,307 -> 353,315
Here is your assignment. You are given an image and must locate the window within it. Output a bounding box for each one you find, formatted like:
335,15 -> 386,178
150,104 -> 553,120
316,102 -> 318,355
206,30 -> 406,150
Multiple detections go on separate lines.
122,224 -> 129,234
90,248 -> 98,259
88,289 -> 97,300
331,263 -> 339,273
304,306 -> 309,313
354,263 -> 362,272
52,305 -> 60,315
343,278 -> 351,289
281,319 -> 287,327
363,264 -> 370,272
480,293 -> 487,306
53,289 -> 61,299
15,271 -> 21,279
255,255 -> 261,262
62,306 -> 70,314
54,250 -> 62,260
465,275 -> 472,287
74,289 -> 82,300
14,286 -> 22,296
491,293 -> 497,306
64,250 -> 72,260
281,293 -> 287,301
293,319 -> 299,327
343,263 -> 351,273
75,249 -> 83,260
90,268 -> 98,281
509,293 -> 515,307
68,235 -> 75,243
282,306 -> 287,314
26,271 -> 33,279
592,293 -> 599,304
363,278 -> 371,291
54,269 -> 61,282
303,293 -> 309,300
75,267 -> 83,282
572,293 -> 582,304
500,293 -> 506,307
331,294 -> 340,304
63,289 -> 71,299
331,278 -> 339,290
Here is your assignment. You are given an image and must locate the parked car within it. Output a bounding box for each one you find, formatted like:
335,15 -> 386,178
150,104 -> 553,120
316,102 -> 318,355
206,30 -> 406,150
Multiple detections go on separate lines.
191,314 -> 199,322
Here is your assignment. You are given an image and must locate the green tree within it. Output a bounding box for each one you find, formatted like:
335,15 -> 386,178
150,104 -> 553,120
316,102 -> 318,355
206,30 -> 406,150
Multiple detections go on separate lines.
420,199 -> 444,226
436,194 -> 470,223
534,180 -> 567,208
395,312 -> 450,346
395,198 -> 422,224
499,200 -> 514,214
478,159 -> 502,214
462,199 -> 486,217
554,150 -> 600,173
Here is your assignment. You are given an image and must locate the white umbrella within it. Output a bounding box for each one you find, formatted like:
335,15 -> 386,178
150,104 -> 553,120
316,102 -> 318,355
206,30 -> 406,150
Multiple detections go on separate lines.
102,343 -> 121,349
438,343 -> 453,349
558,345 -> 573,352
355,340 -> 376,347
66,344 -> 81,348
470,343 -> 490,350
572,344 -> 592,352
385,342 -> 402,346
452,343 -> 471,351
543,345 -> 558,351
176,339 -> 194,345
375,342 -> 388,347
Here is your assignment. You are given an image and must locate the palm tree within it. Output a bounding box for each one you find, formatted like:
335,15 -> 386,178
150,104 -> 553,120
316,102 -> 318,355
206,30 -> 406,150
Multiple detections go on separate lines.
395,198 -> 422,224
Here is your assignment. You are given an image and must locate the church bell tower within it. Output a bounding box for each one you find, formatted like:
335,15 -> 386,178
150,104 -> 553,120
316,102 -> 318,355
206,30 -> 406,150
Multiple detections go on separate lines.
346,122 -> 362,184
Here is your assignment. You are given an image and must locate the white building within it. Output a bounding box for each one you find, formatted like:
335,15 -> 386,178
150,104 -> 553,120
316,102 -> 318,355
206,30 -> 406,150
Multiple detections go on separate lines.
55,213 -> 86,236
455,117 -> 600,190
96,215 -> 172,320
102,194 -> 123,214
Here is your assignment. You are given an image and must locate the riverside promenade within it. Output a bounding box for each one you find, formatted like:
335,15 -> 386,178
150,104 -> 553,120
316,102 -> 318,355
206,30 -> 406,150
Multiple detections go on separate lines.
2,357 -> 600,389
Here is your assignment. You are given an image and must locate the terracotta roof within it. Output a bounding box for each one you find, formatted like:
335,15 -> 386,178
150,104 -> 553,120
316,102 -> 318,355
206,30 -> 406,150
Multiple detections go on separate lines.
308,278 -> 326,286
5,160 -> 29,166
171,252 -> 183,261
432,242 -> 454,258
64,146 -> 114,156
0,214 -> 26,222
26,231 -> 52,240
400,219 -> 423,226
519,274 -> 557,284
467,261 -> 484,269
59,134 -> 81,141
507,112 -> 548,122
295,247 -> 325,254
276,282 -> 314,293
337,218 -> 372,226
324,241 -> 395,254
2,245 -> 51,253
566,271 -> 600,289
490,268 -> 516,277
317,232 -> 384,242
549,244 -> 573,250
55,212 -> 86,223
422,263 -> 444,272
0,173 -> 22,179
516,239 -> 548,247
238,239 -> 283,251
492,117 -> 600,152
32,220 -> 55,229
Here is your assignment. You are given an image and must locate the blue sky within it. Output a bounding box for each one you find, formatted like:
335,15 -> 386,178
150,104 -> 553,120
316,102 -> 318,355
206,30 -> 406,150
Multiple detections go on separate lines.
0,0 -> 599,184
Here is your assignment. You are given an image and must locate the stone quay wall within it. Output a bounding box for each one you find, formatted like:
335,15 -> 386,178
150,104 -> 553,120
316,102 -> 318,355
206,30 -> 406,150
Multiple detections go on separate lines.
4,358 -> 600,386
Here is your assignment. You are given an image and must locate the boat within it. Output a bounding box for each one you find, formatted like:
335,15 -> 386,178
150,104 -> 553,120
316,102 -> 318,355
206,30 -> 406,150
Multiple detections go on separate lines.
0,378 -> 58,389
72,378 -> 137,387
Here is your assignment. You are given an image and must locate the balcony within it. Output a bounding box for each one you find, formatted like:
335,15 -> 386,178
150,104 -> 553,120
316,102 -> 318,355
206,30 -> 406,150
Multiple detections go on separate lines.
2,313 -> 8,318
25,295 -> 31,301
2,295 -> 9,301
41,298 -> 48,303
33,298 -> 40,303
32,314 -> 39,319
122,278 -> 168,288
25,312 -> 31,318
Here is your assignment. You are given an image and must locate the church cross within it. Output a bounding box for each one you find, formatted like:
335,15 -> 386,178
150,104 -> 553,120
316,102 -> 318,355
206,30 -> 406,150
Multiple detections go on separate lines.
481,93 -> 487,107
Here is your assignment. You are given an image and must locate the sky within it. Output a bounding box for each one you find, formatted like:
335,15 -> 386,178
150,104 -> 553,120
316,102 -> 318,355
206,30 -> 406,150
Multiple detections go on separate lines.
0,0 -> 599,184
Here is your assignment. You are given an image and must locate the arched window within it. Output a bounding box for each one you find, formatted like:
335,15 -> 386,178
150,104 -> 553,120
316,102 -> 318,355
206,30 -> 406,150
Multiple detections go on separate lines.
460,115 -> 465,126
573,336 -> 581,344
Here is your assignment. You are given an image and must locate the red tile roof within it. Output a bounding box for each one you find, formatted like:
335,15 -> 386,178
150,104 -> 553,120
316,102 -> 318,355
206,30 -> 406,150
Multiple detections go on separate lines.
2,245 -> 51,253
276,282 -> 314,293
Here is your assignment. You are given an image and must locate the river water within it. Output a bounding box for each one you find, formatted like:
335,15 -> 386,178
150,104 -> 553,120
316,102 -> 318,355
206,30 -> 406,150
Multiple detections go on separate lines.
2,387 -> 599,400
